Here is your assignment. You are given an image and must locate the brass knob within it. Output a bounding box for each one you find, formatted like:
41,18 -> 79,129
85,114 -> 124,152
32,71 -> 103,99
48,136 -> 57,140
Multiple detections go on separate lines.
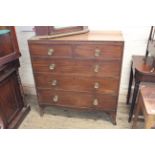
53,95 -> 58,102
51,80 -> 57,86
94,82 -> 99,89
49,64 -> 56,70
95,49 -> 101,57
150,67 -> 155,73
93,99 -> 99,106
48,48 -> 54,56
94,64 -> 99,73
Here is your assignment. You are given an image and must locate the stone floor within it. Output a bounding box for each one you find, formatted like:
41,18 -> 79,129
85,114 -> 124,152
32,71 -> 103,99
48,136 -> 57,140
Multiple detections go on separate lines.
19,95 -> 144,129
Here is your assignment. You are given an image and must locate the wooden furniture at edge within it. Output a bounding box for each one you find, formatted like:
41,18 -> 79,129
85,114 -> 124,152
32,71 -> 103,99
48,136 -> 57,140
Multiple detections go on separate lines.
0,26 -> 30,129
132,83 -> 155,129
28,31 -> 124,125
127,56 -> 155,122
127,26 -> 155,122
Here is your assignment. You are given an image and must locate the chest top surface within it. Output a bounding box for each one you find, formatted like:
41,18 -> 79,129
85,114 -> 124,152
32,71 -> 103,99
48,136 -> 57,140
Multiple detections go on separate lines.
29,31 -> 124,43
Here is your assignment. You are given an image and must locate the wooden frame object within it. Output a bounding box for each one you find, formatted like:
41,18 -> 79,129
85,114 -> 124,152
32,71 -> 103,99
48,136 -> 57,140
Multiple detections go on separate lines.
0,26 -> 21,66
34,26 -> 89,38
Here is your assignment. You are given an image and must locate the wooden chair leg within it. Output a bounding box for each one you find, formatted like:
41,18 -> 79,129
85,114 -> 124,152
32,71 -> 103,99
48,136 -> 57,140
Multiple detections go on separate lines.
126,62 -> 133,105
129,81 -> 140,122
132,99 -> 141,128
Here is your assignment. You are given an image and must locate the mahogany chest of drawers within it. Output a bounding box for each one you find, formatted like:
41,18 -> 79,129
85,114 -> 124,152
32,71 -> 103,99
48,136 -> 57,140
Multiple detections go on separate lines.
28,31 -> 124,124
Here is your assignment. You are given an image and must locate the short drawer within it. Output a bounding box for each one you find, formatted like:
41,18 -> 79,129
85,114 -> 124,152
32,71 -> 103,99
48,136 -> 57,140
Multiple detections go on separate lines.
29,44 -> 72,57
74,44 -> 122,60
37,89 -> 117,111
35,73 -> 119,94
32,58 -> 121,77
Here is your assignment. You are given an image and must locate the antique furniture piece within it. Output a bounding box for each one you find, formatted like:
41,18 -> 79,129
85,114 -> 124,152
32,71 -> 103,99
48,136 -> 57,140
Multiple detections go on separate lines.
28,31 -> 124,124
0,26 -> 30,129
132,83 -> 155,129
34,26 -> 89,38
127,56 -> 155,122
127,26 -> 155,122
0,26 -> 21,66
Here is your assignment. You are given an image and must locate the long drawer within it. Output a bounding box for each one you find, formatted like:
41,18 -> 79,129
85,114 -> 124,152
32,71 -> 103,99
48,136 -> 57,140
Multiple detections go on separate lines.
35,73 -> 119,94
31,58 -> 121,77
37,89 -> 117,111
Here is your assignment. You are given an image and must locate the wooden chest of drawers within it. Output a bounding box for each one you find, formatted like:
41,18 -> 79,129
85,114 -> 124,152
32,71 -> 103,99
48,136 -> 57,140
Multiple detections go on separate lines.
28,31 -> 124,124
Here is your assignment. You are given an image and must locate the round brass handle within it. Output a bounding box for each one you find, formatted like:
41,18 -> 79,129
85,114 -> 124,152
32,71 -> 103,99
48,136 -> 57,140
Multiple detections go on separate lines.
94,49 -> 101,57
48,48 -> 54,56
94,64 -> 100,73
93,99 -> 99,106
150,67 -> 155,73
51,80 -> 57,86
49,64 -> 56,70
53,95 -> 58,102
94,82 -> 99,89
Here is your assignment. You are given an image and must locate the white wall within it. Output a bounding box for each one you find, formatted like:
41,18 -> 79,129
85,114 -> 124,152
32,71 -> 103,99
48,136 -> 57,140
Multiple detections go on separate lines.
15,26 -> 151,102
16,27 -> 36,94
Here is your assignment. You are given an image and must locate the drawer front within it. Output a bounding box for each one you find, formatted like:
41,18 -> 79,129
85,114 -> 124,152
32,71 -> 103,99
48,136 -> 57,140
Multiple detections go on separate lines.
35,73 -> 119,94
37,89 -> 117,110
32,59 -> 121,77
29,44 -> 72,57
74,44 -> 122,60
